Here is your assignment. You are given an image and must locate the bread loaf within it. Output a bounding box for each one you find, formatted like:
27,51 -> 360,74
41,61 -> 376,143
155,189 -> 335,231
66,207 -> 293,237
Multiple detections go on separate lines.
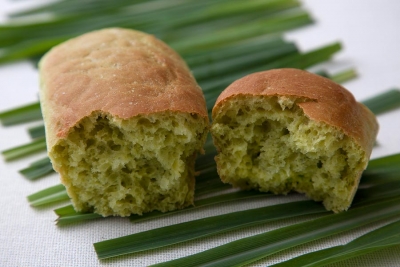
211,68 -> 378,212
39,28 -> 209,217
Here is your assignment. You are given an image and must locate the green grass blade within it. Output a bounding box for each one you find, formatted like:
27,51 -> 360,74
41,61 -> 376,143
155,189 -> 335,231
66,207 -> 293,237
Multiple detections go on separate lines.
195,180 -> 231,197
195,152 -> 217,171
365,153 -> 400,173
27,183 -> 69,207
9,0 -> 149,18
54,204 -> 77,216
162,1 -> 302,42
94,200 -> 327,259
0,0 -> 301,61
361,89 -> 400,115
1,137 -> 47,161
29,190 -> 70,207
152,196 -> 400,267
54,191 -> 268,225
28,124 -> 46,139
54,205 -> 103,226
0,102 -> 41,126
0,36 -> 70,64
200,41 -> 341,93
362,153 -> 400,183
354,181 -> 400,206
129,190 -> 269,223
19,157 -> 54,180
169,10 -> 312,53
184,36 -> 286,67
192,42 -> 298,81
329,68 -> 357,84
56,213 -> 104,226
27,184 -> 66,202
271,218 -> 400,267
314,68 -> 357,84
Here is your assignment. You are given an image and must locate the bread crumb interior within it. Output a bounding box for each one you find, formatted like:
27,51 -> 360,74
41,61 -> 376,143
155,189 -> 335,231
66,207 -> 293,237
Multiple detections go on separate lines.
211,96 -> 366,212
51,111 -> 207,217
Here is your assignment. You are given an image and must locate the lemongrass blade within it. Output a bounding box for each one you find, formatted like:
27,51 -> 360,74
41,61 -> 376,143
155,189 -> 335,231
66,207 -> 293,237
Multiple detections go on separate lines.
54,204 -> 76,216
192,42 -> 298,81
184,36 -> 286,67
0,102 -> 41,126
361,89 -> 400,115
129,190 -> 269,223
55,190 -> 268,225
163,1 -> 302,42
54,205 -> 103,226
271,218 -> 400,267
202,0 -> 301,20
151,196 -> 400,267
0,37 -> 70,64
19,157 -> 54,180
354,181 -> 400,206
195,176 -> 231,197
314,68 -> 357,84
2,137 -> 47,161
329,68 -> 357,84
56,213 -> 104,226
364,153 -> 400,175
171,0 -> 301,29
1,0 -> 298,50
30,157 -> 51,167
27,183 -> 66,202
94,200 -> 327,259
170,10 -> 312,53
9,0 -> 148,18
30,190 -> 70,207
201,41 -> 341,92
28,124 -> 46,139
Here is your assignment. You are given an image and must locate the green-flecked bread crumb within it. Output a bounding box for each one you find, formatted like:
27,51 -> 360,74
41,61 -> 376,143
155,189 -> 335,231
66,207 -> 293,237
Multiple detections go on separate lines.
211,95 -> 367,213
50,111 -> 208,217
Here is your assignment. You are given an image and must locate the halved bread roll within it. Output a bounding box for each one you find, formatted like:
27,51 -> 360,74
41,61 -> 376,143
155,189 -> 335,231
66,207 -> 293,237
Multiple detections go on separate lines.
211,68 -> 378,212
39,28 -> 209,217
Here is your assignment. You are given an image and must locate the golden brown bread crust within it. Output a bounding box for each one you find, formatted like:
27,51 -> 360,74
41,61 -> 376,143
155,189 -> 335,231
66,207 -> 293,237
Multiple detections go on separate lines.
40,28 -> 208,150
213,68 -> 379,157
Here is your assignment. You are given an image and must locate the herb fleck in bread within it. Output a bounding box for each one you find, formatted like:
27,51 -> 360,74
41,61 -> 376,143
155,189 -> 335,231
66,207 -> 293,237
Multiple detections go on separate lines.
39,28 -> 209,217
211,68 -> 378,212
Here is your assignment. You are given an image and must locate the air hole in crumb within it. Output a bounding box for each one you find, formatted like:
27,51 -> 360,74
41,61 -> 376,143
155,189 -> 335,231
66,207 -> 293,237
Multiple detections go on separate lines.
98,145 -> 106,154
86,139 -> 95,148
254,121 -> 270,134
124,194 -> 134,204
122,167 -> 132,174
137,118 -> 152,126
282,128 -> 290,135
120,177 -> 132,188
107,141 -> 121,151
317,160 -> 323,169
220,115 -> 231,124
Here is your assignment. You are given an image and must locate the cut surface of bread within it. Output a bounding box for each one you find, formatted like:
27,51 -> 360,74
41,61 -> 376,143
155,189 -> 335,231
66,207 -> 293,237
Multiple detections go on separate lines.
211,69 -> 379,213
39,28 -> 208,216
52,111 -> 206,216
